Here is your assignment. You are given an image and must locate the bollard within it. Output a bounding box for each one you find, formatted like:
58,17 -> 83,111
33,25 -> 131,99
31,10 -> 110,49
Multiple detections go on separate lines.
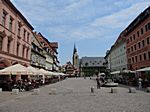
0,88 -> 2,93
32,89 -> 40,95
111,88 -> 117,93
129,87 -> 136,93
91,87 -> 94,93
12,89 -> 19,95
146,87 -> 150,93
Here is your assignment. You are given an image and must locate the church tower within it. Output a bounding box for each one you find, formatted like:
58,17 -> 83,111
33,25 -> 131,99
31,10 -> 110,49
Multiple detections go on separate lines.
72,44 -> 79,68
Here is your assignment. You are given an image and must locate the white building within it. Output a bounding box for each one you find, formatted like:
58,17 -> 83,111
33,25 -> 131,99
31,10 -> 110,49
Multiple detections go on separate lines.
107,32 -> 128,72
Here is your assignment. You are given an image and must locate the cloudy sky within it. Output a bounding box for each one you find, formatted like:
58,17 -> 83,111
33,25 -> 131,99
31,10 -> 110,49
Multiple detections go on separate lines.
11,0 -> 150,65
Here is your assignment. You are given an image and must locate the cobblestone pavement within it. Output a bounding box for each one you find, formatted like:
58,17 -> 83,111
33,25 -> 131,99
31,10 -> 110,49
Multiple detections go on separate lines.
0,78 -> 150,112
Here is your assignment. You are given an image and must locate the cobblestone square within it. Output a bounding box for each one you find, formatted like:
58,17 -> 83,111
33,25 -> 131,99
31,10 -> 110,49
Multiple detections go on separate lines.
0,78 -> 150,112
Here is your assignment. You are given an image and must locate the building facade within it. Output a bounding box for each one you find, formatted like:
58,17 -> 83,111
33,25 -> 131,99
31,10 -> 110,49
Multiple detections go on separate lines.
34,32 -> 59,71
65,61 -> 74,76
31,33 -> 46,69
109,32 -> 128,72
125,6 -> 150,70
104,50 -> 111,71
80,57 -> 106,76
49,42 -> 59,71
34,32 -> 53,71
0,0 -> 34,69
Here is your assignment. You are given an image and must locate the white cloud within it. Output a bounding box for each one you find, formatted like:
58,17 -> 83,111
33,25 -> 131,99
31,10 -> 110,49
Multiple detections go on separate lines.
10,0 -> 150,64
91,2 -> 150,29
11,0 -> 150,42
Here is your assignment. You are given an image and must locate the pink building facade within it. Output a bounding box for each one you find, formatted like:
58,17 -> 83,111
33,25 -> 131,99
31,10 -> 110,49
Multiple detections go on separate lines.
0,0 -> 34,69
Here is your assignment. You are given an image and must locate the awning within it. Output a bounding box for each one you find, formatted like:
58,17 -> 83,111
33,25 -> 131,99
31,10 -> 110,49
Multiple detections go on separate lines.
110,71 -> 120,74
38,69 -> 54,76
136,67 -> 150,72
0,64 -> 28,75
122,70 -> 135,73
26,66 -> 39,75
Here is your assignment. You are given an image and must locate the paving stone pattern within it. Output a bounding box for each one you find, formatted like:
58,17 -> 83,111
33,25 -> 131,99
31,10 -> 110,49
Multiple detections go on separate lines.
0,78 -> 150,112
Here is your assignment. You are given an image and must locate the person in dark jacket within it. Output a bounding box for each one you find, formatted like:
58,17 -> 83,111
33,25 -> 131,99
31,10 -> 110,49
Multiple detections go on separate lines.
96,76 -> 101,89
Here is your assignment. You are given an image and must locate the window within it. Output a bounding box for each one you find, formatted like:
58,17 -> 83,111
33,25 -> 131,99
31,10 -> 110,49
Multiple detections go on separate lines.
18,22 -> 21,36
133,34 -> 135,40
145,24 -> 148,32
141,28 -> 143,35
23,29 -> 26,40
143,53 -> 147,60
2,10 -> 7,26
134,44 -> 136,50
128,58 -> 131,64
135,56 -> 138,62
9,17 -> 13,31
145,22 -> 150,32
27,33 -> 30,42
137,31 -> 140,37
7,40 -> 11,53
139,55 -> 142,61
26,49 -> 28,59
127,39 -> 129,44
22,46 -> 25,58
85,62 -> 88,66
148,51 -> 150,60
131,46 -> 133,51
138,42 -> 141,49
17,43 -> 19,56
147,23 -> 150,31
130,36 -> 132,42
132,57 -> 134,63
0,36 -> 3,50
147,37 -> 150,44
142,40 -> 145,47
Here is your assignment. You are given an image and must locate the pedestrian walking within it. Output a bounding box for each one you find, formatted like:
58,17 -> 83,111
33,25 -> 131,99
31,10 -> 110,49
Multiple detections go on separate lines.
138,78 -> 142,89
96,76 -> 101,89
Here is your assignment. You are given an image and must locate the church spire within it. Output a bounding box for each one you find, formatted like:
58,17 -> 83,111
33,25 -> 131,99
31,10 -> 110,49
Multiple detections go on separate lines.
73,43 -> 77,54
72,43 -> 78,68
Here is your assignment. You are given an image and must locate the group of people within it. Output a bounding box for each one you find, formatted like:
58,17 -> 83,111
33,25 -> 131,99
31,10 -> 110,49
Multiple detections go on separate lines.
6,78 -> 42,91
